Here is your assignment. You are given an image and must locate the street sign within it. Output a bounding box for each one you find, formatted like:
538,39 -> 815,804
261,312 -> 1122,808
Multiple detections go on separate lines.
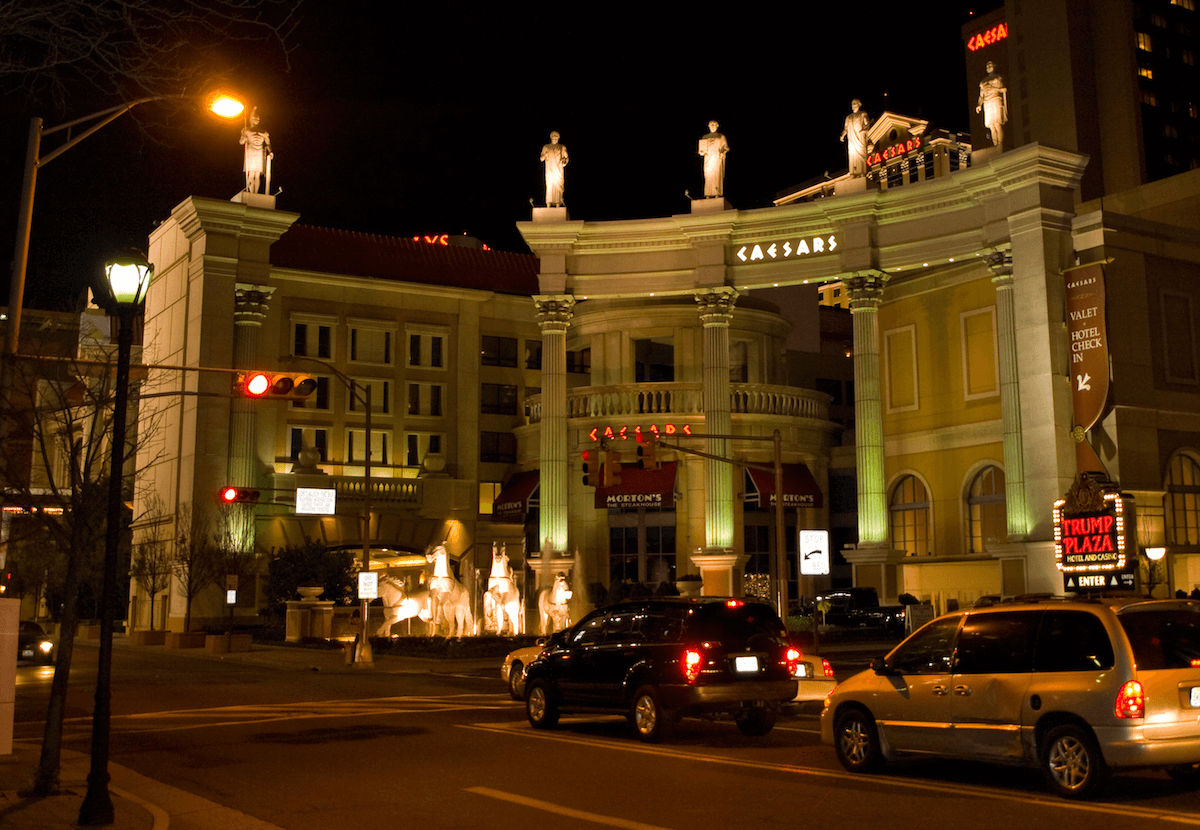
296,487 -> 336,515
358,571 -> 378,600
798,529 -> 830,576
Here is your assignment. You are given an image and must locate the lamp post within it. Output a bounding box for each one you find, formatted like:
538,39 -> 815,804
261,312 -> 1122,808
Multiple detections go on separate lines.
78,252 -> 153,826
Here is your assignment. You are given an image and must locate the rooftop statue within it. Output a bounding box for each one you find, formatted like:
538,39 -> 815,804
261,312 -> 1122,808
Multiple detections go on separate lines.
840,99 -> 870,177
240,107 -> 273,194
540,131 -> 569,207
976,61 -> 1009,151
698,120 -> 729,198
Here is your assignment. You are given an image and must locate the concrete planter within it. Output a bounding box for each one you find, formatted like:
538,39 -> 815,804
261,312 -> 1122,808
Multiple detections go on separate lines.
205,633 -> 253,654
165,632 -> 207,649
129,629 -> 167,646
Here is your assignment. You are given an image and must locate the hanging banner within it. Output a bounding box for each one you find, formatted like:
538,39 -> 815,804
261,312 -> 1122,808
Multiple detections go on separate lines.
1065,263 -> 1110,474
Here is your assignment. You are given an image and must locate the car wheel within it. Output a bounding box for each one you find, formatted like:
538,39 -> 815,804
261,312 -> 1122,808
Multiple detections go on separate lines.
735,706 -> 777,737
631,686 -> 672,743
1166,763 -> 1200,787
507,661 -> 524,700
525,680 -> 559,730
833,707 -> 884,773
1041,723 -> 1108,799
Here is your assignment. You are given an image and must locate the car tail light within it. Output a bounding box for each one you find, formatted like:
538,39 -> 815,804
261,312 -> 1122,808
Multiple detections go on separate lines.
725,599 -> 744,608
821,658 -> 834,679
1192,658 -> 1200,668
682,648 -> 702,683
1115,680 -> 1145,719
785,647 -> 802,676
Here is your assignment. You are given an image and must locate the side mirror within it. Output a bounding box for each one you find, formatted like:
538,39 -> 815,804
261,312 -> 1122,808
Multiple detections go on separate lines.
870,656 -> 892,675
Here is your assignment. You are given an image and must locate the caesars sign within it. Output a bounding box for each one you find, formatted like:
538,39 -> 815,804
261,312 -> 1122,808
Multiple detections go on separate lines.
1065,263 -> 1110,475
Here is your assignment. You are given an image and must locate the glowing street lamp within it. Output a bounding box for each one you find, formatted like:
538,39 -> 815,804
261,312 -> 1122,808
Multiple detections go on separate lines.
78,252 -> 153,826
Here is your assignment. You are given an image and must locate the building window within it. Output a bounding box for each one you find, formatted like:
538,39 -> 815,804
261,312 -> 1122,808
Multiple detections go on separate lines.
730,341 -> 748,383
1139,66 -> 1155,79
292,319 -> 333,359
609,511 -> 676,586
966,466 -> 1006,554
567,348 -> 591,375
1166,453 -> 1200,546
1161,290 -> 1199,384
481,335 -> 518,367
961,307 -> 998,399
288,427 -> 328,462
1184,50 -> 1196,66
348,378 -> 390,415
479,481 -> 502,515
884,325 -> 919,412
407,382 -> 444,416
1172,0 -> 1195,10
890,475 -> 930,556
408,330 -> 446,369
525,340 -> 542,370
405,432 -> 443,468
634,337 -> 674,382
480,431 -> 516,463
1137,31 -> 1153,51
347,429 -> 390,466
481,383 -> 518,415
349,323 -> 393,365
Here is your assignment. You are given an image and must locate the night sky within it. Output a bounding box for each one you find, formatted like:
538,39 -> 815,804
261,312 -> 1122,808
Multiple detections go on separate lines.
1,2 -> 999,311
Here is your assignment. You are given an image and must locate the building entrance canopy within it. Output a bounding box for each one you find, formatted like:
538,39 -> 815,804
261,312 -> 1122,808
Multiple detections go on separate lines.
595,462 -> 678,510
745,463 -> 822,509
493,470 -> 539,523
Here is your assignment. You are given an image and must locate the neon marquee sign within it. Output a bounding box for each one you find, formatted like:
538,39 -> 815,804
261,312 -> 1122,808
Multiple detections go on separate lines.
588,424 -> 692,442
1053,492 -> 1128,573
966,22 -> 1008,52
867,136 -> 922,167
734,235 -> 837,264
411,233 -> 491,251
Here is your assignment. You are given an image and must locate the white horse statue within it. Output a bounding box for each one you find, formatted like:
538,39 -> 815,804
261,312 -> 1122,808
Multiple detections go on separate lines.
376,573 -> 432,637
538,571 -> 573,636
484,543 -> 522,636
426,544 -> 474,637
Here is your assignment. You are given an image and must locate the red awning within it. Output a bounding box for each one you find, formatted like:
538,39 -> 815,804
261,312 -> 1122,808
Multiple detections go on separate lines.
745,463 -> 823,509
493,470 -> 539,522
595,462 -> 678,510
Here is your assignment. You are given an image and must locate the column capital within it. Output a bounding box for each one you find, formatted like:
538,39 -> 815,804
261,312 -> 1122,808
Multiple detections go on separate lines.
844,271 -> 888,309
985,249 -> 1014,285
534,294 -> 575,333
694,286 -> 739,326
234,284 -> 274,325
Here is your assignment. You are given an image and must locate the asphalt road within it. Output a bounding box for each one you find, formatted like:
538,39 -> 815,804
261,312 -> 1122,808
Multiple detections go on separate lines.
13,643 -> 1200,829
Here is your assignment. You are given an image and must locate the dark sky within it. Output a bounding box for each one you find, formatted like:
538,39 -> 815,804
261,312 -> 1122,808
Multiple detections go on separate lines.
1,2 -> 999,311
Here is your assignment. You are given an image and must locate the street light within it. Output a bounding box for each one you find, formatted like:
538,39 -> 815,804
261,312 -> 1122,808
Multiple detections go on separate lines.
78,252 -> 153,826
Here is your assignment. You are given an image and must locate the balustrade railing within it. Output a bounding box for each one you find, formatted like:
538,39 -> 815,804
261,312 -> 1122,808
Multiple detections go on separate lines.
526,382 -> 829,423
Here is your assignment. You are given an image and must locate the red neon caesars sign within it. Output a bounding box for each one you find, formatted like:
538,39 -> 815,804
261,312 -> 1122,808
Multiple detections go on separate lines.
588,424 -> 692,442
867,136 -> 922,167
966,22 -> 1008,52
411,233 -> 491,251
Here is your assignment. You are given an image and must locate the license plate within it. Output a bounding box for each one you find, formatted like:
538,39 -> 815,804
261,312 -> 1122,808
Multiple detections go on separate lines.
795,663 -> 810,678
734,656 -> 759,673
1191,687 -> 1200,708
20,649 -> 34,659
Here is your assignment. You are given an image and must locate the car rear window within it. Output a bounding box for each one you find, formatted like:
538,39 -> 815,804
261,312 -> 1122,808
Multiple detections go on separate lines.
1118,608 -> 1200,670
685,602 -> 787,647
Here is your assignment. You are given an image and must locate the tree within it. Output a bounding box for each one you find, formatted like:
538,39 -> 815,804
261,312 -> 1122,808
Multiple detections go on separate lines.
264,538 -> 355,617
169,502 -> 223,634
129,498 -> 172,630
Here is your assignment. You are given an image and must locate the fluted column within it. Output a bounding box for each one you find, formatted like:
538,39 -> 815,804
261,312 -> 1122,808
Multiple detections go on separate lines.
988,250 -> 1029,539
535,294 -> 575,554
229,284 -> 273,552
846,273 -> 888,544
696,287 -> 738,551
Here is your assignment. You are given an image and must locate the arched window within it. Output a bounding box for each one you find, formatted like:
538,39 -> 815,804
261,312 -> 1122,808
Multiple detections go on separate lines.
966,466 -> 1006,553
1166,453 -> 1200,546
890,475 -> 930,557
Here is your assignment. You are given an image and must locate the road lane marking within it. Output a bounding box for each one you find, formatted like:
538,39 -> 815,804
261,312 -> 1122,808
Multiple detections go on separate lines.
463,721 -> 1200,826
465,786 -> 671,830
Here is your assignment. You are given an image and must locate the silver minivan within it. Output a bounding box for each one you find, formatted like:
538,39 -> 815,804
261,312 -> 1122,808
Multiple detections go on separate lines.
820,598 -> 1200,798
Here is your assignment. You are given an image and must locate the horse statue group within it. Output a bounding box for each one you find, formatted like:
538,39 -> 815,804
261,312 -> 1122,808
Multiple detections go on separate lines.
374,541 -> 574,638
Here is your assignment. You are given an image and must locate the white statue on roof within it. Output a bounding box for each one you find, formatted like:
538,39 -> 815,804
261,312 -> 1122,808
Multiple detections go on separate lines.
698,120 -> 729,198
976,61 -> 1008,151
540,131 -> 569,207
240,107 -> 273,194
840,99 -> 870,177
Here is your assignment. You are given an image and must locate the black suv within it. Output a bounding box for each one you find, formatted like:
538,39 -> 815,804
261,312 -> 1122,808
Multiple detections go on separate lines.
522,597 -> 799,741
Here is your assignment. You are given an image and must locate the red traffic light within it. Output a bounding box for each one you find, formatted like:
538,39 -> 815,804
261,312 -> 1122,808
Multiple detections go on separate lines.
220,486 -> 260,504
237,372 -> 318,400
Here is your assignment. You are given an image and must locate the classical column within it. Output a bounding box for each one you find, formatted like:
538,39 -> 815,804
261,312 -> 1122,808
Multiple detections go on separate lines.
535,294 -> 575,555
846,272 -> 889,544
228,284 -> 273,552
695,287 -> 738,551
988,250 -> 1029,539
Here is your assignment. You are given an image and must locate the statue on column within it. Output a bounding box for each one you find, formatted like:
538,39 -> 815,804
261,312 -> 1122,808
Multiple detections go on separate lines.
540,131 -> 569,207
240,107 -> 273,194
840,99 -> 870,177
697,120 -> 729,198
976,61 -> 1009,151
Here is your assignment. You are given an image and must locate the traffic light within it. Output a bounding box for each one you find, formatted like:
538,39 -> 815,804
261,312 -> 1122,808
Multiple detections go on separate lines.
582,450 -> 594,487
0,570 -> 12,595
602,448 -> 622,487
219,486 -> 261,504
236,371 -> 318,400
637,434 -> 660,470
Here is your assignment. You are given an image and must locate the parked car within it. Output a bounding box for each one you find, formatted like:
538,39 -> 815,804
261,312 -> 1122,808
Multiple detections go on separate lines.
791,647 -> 836,702
502,641 -> 548,700
821,597 -> 1200,798
18,621 -> 56,664
523,597 -> 799,742
817,588 -> 905,634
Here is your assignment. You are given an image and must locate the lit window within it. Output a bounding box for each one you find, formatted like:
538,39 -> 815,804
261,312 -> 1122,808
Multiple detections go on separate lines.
1152,13 -> 1167,27
479,482 -> 502,515
890,475 -> 930,557
349,323 -> 392,365
966,466 -> 1006,554
1172,0 -> 1195,10
1166,453 -> 1200,546
1137,31 -> 1153,51
1184,50 -> 1196,65
1143,91 -> 1159,106
1139,66 -> 1154,79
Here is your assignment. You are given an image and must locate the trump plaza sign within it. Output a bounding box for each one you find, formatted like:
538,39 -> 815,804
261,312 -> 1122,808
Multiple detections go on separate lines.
1053,483 -> 1136,591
